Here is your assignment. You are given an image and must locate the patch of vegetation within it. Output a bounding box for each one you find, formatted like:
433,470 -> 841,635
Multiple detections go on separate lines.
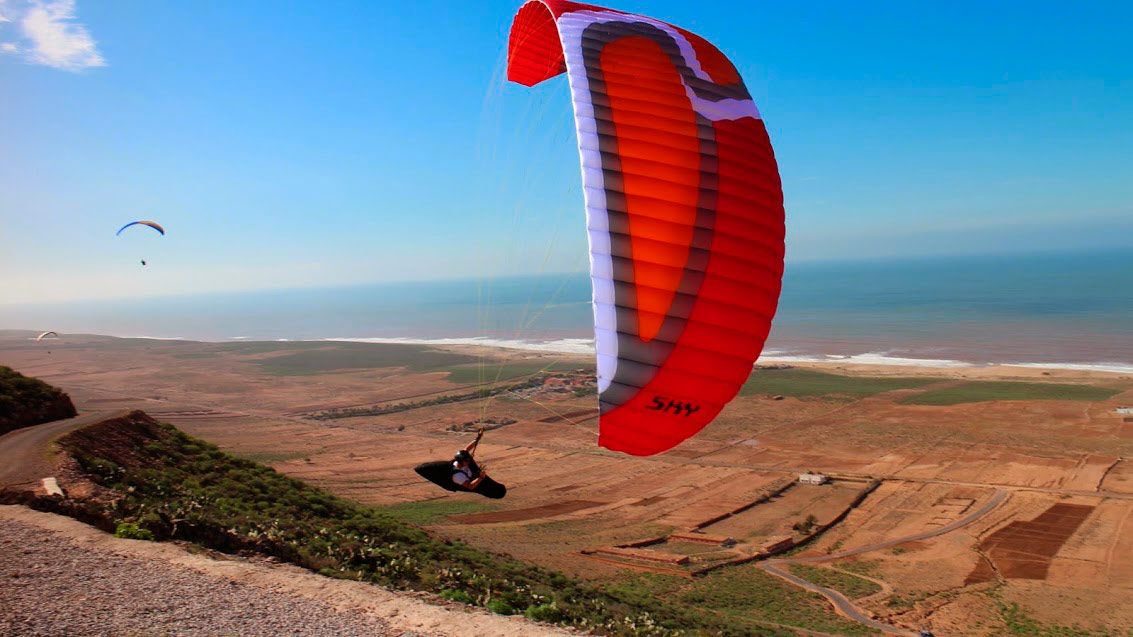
114,521 -> 155,541
440,588 -> 474,604
792,514 -> 818,534
55,413 -> 803,636
886,589 -> 930,611
677,566 -> 877,635
380,499 -> 498,526
741,368 -> 941,400
445,361 -> 581,385
836,559 -> 882,577
788,564 -> 881,600
487,599 -> 516,615
308,375 -> 549,420
0,365 -> 77,435
604,569 -> 876,635
991,591 -> 1104,636
526,602 -> 567,623
900,381 -> 1121,405
448,417 -> 516,432
249,343 -> 478,376
661,541 -> 730,557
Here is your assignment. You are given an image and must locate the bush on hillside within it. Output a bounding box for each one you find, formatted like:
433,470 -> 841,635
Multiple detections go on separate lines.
0,366 -> 77,435
55,413 -> 765,636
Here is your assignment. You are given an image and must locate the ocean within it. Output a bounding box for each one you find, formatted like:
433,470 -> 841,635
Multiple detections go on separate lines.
2,250 -> 1130,372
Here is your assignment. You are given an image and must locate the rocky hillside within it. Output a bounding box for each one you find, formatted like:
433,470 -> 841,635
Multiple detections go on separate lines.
39,412 -> 750,636
0,366 -> 77,436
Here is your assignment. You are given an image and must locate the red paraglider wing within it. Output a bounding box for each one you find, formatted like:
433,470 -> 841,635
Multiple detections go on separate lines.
508,1 -> 785,456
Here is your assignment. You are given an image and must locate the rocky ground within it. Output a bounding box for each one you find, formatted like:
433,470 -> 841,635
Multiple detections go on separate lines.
0,506 -> 568,637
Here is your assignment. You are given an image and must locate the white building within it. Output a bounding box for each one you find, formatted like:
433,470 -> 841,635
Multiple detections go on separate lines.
798,473 -> 829,485
1116,407 -> 1133,415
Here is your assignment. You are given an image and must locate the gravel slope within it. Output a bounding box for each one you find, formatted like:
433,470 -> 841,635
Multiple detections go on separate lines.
0,506 -> 571,637
1,515 -> 402,637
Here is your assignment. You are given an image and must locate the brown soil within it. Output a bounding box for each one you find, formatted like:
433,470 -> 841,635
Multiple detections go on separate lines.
537,409 -> 598,423
965,503 -> 1095,583
5,335 -> 1133,633
451,500 -> 605,524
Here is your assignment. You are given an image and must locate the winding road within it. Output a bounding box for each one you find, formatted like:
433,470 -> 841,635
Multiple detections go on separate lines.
758,489 -> 1010,636
0,410 -> 125,490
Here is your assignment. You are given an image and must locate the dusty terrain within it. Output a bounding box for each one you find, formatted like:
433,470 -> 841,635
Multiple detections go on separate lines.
0,505 -> 569,637
3,332 -> 1132,634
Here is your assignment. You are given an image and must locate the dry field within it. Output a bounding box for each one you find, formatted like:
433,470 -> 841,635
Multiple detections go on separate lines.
4,332 -> 1133,634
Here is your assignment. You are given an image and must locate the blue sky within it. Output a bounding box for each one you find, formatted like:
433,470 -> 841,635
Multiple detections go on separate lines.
2,0 -> 1131,304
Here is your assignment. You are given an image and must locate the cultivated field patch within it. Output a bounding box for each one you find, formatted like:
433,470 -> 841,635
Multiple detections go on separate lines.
966,503 -> 1095,584
741,368 -> 942,400
445,361 -> 582,384
451,500 -> 606,524
903,381 -> 1120,406
248,343 -> 478,375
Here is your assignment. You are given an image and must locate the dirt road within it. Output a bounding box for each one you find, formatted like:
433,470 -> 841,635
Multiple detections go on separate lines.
0,410 -> 126,490
759,489 -> 1010,635
760,561 -> 916,636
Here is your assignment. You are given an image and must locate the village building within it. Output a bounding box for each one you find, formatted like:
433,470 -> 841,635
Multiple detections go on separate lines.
761,535 -> 795,554
798,472 -> 829,485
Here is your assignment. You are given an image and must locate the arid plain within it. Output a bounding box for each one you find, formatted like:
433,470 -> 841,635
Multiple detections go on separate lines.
4,331 -> 1132,635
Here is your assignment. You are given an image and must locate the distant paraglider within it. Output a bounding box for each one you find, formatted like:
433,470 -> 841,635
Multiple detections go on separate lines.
116,220 -> 165,236
117,220 -> 164,266
36,331 -> 59,354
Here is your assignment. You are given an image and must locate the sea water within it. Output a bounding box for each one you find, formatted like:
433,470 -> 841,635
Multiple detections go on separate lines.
2,249 -> 1130,371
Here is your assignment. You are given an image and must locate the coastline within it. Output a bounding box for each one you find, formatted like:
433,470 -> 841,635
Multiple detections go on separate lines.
317,336 -> 1133,378
8,329 -> 1129,380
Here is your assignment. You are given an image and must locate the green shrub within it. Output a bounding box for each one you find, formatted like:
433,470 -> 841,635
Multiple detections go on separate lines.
114,522 -> 155,541
0,365 -> 77,434
440,589 -> 474,604
525,603 -> 565,623
792,514 -> 818,534
486,599 -> 515,615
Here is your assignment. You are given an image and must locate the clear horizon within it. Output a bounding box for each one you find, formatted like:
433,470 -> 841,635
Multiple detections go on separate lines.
3,250 -> 1130,374
0,244 -> 1125,307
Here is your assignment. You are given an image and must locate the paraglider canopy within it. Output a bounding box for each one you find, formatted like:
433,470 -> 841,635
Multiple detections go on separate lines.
506,0 -> 786,456
35,331 -> 59,341
116,220 -> 165,236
